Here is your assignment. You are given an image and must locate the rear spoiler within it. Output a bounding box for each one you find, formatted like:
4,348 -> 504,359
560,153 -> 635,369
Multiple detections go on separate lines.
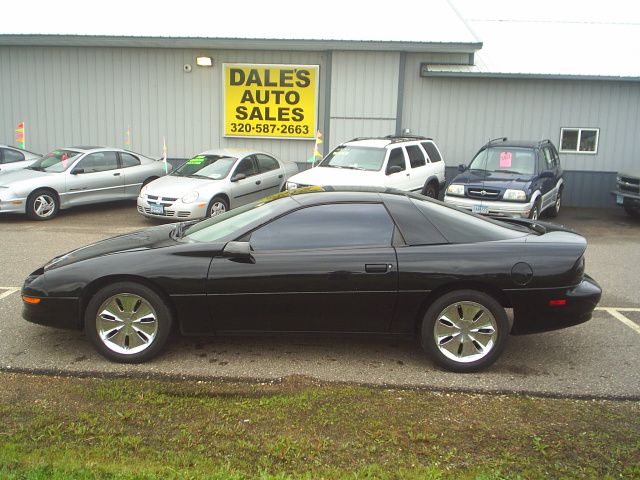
496,217 -> 579,236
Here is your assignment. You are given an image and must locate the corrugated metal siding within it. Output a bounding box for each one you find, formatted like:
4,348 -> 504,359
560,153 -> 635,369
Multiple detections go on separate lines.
329,51 -> 400,146
402,54 -> 640,176
0,46 -> 326,163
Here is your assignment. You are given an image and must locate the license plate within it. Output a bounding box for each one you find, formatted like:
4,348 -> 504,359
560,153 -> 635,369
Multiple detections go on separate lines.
150,203 -> 165,215
472,204 -> 489,214
616,194 -> 623,205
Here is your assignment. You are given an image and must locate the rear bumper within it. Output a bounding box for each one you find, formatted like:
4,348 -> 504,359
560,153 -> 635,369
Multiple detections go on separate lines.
509,275 -> 602,335
443,195 -> 533,218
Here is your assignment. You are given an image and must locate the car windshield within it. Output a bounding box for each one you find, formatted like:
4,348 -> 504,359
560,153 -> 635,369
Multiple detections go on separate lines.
27,149 -> 81,173
468,147 -> 535,176
173,155 -> 237,179
319,146 -> 385,171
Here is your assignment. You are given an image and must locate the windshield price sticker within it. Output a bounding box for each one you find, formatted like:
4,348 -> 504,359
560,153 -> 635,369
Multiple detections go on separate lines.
224,63 -> 319,139
499,151 -> 512,167
187,156 -> 206,165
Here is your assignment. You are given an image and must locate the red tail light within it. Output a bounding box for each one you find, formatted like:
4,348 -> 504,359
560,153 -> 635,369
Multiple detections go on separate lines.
548,299 -> 566,306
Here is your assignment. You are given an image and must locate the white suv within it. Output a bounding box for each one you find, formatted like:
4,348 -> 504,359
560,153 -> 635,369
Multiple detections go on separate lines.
286,135 -> 446,197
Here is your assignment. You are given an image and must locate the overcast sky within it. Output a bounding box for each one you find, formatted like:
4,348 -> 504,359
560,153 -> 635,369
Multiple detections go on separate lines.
2,0 -> 639,38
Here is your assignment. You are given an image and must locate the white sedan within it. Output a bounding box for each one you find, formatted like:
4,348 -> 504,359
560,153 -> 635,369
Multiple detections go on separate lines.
0,145 -> 41,173
137,149 -> 299,220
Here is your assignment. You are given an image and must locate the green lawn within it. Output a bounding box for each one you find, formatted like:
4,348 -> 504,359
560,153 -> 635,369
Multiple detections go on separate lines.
0,372 -> 638,479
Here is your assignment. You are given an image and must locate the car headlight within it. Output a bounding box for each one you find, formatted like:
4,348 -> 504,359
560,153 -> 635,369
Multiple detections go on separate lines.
503,189 -> 527,201
286,182 -> 298,190
446,184 -> 464,196
181,191 -> 199,203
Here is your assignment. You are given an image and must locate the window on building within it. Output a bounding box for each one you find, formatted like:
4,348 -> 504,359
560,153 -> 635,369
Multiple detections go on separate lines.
560,128 -> 599,154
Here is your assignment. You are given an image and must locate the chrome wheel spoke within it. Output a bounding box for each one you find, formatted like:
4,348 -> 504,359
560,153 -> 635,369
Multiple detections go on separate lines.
439,332 -> 463,356
132,318 -> 156,338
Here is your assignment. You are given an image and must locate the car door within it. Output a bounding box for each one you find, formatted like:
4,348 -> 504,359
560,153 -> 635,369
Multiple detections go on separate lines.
384,147 -> 412,191
539,146 -> 557,209
65,151 -> 125,206
405,144 -> 428,192
0,147 -> 28,173
119,151 -> 146,197
227,155 -> 266,207
256,153 -> 284,195
206,202 -> 399,333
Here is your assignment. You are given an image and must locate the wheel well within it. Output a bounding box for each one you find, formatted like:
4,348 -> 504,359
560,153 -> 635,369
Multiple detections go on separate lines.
142,176 -> 158,187
79,274 -> 178,331
210,193 -> 230,208
423,177 -> 440,195
412,281 -> 511,335
29,187 -> 60,203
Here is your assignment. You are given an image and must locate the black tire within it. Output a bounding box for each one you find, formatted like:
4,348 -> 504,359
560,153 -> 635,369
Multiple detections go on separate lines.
26,189 -> 60,220
529,198 -> 541,221
420,290 -> 509,372
84,282 -> 173,363
547,188 -> 562,218
422,181 -> 438,199
624,205 -> 640,219
207,195 -> 229,217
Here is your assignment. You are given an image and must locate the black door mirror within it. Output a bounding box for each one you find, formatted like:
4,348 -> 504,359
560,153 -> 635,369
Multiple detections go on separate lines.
222,241 -> 254,263
231,173 -> 247,182
458,164 -> 468,172
71,168 -> 84,175
386,165 -> 403,175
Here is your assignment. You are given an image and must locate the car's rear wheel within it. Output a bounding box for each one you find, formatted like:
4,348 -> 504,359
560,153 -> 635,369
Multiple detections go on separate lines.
26,189 -> 59,220
422,181 -> 438,199
421,290 -> 509,372
529,199 -> 541,221
207,196 -> 229,217
548,187 -> 562,218
85,282 -> 173,363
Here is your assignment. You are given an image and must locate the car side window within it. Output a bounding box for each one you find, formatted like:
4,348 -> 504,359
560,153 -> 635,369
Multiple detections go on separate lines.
2,148 -> 25,163
542,147 -> 555,170
250,203 -> 395,251
385,148 -> 406,174
256,154 -> 280,173
120,152 -> 141,168
234,156 -> 258,178
406,145 -> 426,168
421,142 -> 442,163
77,152 -> 119,173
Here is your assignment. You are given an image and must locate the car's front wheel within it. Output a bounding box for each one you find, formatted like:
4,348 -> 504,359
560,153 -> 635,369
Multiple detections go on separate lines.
529,198 -> 541,221
207,196 -> 229,217
26,189 -> 59,220
85,282 -> 173,363
421,290 -> 509,372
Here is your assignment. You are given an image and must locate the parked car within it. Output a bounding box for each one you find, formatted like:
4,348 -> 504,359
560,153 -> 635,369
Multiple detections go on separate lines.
22,187 -> 601,372
0,145 -> 41,173
137,149 -> 298,220
444,138 -> 564,220
285,135 -> 446,198
611,170 -> 640,218
0,146 -> 170,220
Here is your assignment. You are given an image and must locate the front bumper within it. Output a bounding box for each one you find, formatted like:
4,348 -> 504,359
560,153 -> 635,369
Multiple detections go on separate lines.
21,272 -> 82,330
0,197 -> 27,214
137,196 -> 207,220
509,274 -> 602,335
443,194 -> 534,218
611,190 -> 640,208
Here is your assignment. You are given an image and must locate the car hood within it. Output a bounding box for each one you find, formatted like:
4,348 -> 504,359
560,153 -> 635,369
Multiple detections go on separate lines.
0,168 -> 55,186
144,174 -> 221,198
451,169 -> 532,190
288,167 -> 384,187
44,224 -> 180,270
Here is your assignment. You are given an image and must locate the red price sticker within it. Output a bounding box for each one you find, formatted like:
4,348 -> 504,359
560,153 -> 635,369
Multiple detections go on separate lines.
499,151 -> 512,167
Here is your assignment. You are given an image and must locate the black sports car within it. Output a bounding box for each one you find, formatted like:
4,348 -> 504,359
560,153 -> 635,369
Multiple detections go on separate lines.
22,187 -> 602,372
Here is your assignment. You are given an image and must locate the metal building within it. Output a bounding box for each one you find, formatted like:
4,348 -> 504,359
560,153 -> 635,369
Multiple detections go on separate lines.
1,2 -> 639,207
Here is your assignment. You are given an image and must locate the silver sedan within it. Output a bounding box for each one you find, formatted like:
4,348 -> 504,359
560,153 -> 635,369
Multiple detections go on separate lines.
0,146 -> 171,220
137,149 -> 299,220
0,145 -> 41,173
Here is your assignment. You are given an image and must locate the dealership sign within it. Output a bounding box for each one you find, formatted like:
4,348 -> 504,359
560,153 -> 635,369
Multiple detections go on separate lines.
223,63 -> 319,139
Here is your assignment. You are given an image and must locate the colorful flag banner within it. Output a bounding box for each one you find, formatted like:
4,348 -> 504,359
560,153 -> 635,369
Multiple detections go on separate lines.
162,137 -> 168,174
311,130 -> 323,165
124,126 -> 131,148
15,122 -> 25,149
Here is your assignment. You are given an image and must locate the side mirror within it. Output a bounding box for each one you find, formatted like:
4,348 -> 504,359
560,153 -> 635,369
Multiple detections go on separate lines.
71,168 -> 84,175
539,170 -> 554,178
458,164 -> 468,172
222,241 -> 254,263
231,173 -> 246,182
386,165 -> 403,175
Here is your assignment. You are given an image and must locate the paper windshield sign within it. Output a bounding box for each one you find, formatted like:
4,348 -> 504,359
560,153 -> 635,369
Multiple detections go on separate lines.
499,151 -> 512,167
187,156 -> 206,165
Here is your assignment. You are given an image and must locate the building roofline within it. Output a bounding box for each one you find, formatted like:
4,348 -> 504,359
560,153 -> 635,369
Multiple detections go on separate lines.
421,70 -> 640,82
0,34 -> 482,54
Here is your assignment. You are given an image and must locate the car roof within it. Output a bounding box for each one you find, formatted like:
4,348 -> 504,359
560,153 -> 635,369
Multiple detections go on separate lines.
196,148 -> 271,158
342,135 -> 434,149
481,139 -> 553,149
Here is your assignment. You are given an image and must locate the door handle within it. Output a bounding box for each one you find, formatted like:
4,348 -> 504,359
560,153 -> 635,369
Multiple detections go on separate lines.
278,174 -> 283,179
365,263 -> 391,273
405,173 -> 410,177
255,180 -> 261,185
113,172 -> 121,176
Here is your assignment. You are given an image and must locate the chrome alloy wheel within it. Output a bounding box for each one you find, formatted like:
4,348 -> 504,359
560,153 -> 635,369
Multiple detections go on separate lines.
33,193 -> 56,218
210,201 -> 227,216
433,301 -> 498,363
96,293 -> 158,355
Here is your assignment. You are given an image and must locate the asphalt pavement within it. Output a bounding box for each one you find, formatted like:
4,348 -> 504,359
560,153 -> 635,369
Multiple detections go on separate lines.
0,201 -> 639,399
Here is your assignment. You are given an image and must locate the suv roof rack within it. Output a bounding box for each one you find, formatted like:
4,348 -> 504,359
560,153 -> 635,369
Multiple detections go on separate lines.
345,135 -> 432,144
